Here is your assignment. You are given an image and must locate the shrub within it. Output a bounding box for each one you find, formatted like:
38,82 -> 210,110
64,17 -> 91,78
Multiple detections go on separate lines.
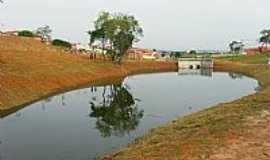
52,39 -> 72,48
18,30 -> 36,37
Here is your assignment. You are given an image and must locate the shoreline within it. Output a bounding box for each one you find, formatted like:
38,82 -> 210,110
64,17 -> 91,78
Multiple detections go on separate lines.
2,54 -> 270,159
0,61 -> 177,118
101,60 -> 270,159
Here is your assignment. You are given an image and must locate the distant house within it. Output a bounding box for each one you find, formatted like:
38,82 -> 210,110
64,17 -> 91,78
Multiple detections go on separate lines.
0,30 -> 19,36
72,43 -> 91,51
244,47 -> 270,55
0,30 -> 43,42
127,48 -> 156,60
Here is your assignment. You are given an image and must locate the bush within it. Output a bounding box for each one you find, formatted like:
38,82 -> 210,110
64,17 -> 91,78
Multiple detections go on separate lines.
52,39 -> 72,48
18,30 -> 36,37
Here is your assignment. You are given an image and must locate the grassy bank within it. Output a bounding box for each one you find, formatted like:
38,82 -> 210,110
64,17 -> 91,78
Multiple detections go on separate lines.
0,36 -> 177,115
103,60 -> 270,160
215,54 -> 269,64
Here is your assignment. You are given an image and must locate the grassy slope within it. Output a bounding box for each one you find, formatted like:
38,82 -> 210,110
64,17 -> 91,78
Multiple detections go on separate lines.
0,36 -> 177,113
103,60 -> 270,159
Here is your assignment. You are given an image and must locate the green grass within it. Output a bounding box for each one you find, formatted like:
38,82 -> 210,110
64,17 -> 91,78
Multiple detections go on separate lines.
215,54 -> 270,64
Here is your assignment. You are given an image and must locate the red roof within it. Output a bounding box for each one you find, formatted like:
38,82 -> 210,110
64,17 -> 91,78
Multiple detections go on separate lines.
245,47 -> 270,55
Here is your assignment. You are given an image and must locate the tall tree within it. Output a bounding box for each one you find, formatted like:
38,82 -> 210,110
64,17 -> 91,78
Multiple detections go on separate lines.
88,11 -> 110,58
89,12 -> 143,64
259,29 -> 270,52
110,14 -> 143,63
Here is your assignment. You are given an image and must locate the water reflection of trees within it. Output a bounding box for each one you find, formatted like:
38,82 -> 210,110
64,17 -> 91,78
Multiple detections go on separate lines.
89,84 -> 144,137
228,72 -> 243,79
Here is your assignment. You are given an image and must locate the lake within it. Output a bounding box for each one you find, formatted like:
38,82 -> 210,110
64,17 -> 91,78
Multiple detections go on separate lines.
0,71 -> 258,160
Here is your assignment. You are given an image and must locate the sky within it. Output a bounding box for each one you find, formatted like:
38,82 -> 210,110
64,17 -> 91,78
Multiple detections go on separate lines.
0,0 -> 269,50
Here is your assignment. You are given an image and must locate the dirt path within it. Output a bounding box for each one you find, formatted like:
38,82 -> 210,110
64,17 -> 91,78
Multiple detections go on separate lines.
210,109 -> 270,160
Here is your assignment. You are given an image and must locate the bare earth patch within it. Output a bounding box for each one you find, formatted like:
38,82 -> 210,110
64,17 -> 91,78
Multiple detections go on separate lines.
210,109 -> 270,160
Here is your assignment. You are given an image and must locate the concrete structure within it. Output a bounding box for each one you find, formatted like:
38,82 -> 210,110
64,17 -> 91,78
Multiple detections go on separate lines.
178,58 -> 213,69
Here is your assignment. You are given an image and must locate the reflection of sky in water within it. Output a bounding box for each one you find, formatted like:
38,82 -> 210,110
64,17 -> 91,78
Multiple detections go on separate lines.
0,72 -> 258,160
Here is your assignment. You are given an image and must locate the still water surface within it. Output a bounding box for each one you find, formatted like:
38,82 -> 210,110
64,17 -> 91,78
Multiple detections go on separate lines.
0,71 -> 258,160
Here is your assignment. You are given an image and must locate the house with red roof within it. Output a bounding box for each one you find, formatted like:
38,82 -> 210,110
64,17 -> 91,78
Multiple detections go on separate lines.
244,47 -> 270,55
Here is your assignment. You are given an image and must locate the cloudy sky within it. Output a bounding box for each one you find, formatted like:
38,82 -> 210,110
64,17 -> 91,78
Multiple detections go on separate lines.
0,0 -> 269,50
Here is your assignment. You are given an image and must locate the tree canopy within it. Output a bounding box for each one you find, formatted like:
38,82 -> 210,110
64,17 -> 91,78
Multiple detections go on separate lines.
259,29 -> 270,50
89,11 -> 143,63
52,39 -> 72,48
229,41 -> 244,53
18,30 -> 36,37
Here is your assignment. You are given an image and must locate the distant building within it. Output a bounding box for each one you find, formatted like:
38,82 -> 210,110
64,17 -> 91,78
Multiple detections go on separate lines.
127,48 -> 156,60
244,47 -> 270,55
72,43 -> 92,51
0,30 -> 19,36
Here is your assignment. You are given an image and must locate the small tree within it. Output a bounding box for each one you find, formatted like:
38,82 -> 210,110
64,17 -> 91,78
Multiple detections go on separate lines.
229,41 -> 244,54
52,39 -> 71,48
18,30 -> 36,37
35,25 -> 52,42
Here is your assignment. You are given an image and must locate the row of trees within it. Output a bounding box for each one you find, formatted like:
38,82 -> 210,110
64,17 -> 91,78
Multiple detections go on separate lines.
88,11 -> 143,63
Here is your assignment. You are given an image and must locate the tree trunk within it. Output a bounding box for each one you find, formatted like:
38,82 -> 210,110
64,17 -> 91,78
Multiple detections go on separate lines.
102,38 -> 106,60
265,43 -> 268,54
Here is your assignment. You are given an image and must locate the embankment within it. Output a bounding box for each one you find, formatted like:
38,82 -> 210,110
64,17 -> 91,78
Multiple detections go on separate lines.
0,36 -> 177,116
102,60 -> 270,160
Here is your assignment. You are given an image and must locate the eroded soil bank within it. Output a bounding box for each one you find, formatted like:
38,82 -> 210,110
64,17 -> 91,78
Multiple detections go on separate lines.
102,60 -> 270,160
